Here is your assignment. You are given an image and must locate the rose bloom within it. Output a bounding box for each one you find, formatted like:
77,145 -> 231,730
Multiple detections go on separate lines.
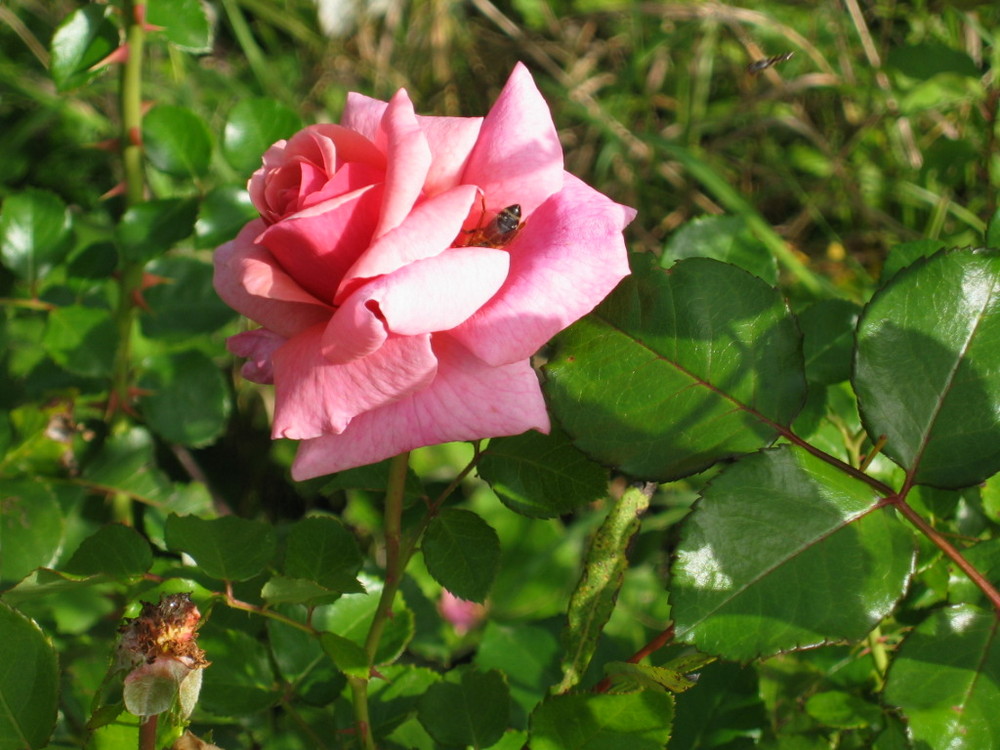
214,63 -> 635,479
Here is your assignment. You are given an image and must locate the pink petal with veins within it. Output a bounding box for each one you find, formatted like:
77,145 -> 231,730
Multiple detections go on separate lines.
450,173 -> 634,365
461,63 -> 564,216
213,220 -> 331,338
373,91 -> 433,239
257,183 -> 383,304
272,325 -> 438,440
336,184 -> 479,303
289,336 -> 549,479
322,246 -> 509,364
227,329 -> 285,384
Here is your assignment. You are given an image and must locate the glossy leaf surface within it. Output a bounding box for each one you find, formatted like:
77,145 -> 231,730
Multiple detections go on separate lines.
0,189 -> 72,284
479,428 -> 609,518
854,249 -> 1000,488
671,445 -> 914,660
884,605 -> 1000,749
545,256 -> 806,480
0,604 -> 58,749
530,691 -> 674,750
223,98 -> 304,174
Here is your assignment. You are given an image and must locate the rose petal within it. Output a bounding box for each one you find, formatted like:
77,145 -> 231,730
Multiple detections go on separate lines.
340,92 -> 388,145
213,220 -> 332,338
289,335 -> 550,479
449,173 -> 635,365
323,246 -> 510,364
373,90 -> 433,239
227,329 -> 284,384
417,114 -> 483,196
336,184 -> 479,303
258,184 -> 384,304
272,324 -> 438,440
461,62 -> 564,216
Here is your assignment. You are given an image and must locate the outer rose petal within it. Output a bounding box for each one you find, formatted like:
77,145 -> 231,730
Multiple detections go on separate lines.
340,92 -> 388,145
213,220 -> 331,338
257,184 -> 384,304
272,325 -> 438,440
416,114 -> 483,196
373,91 -> 433,239
462,62 -> 564,216
322,247 -> 510,364
289,336 -> 550,479
449,173 -> 635,365
336,184 -> 480,304
227,329 -> 284,384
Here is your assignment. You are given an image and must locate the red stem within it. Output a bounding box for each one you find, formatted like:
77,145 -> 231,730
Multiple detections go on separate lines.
593,625 -> 675,693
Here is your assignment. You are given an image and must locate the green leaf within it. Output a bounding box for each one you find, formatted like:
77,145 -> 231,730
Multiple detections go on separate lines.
475,621 -> 561,719
312,574 -> 414,665
42,305 -> 117,378
194,186 -> 256,249
798,299 -> 861,385
417,668 -> 510,748
368,664 -> 442,738
0,603 -> 58,750
139,350 -> 230,447
261,575 -> 360,605
117,198 -> 198,263
603,661 -> 707,694
82,428 -> 174,505
49,5 -> 118,91
479,428 -> 609,518
284,516 -> 363,591
140,256 -> 237,338
544,255 -> 805,481
529,691 -> 675,750
142,105 -> 213,178
0,480 -> 64,586
266,616 -> 344,705
164,514 -> 276,581
854,248 -> 1000,488
671,661 -> 766,750
661,215 -> 778,285
319,631 -> 369,680
198,627 -> 279,716
670,445 -> 914,660
804,690 -> 882,729
881,239 -> 946,282
557,484 -> 652,692
145,0 -> 213,52
422,508 -> 500,603
884,604 -> 1000,749
66,241 -> 118,280
223,98 -> 304,174
0,189 -> 73,284
63,524 -> 152,578
987,207 -> 1000,249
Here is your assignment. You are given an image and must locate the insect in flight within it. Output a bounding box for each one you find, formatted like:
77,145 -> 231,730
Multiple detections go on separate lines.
746,51 -> 794,74
460,202 -> 523,249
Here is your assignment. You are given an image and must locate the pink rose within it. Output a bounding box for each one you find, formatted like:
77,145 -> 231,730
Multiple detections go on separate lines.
214,63 -> 635,480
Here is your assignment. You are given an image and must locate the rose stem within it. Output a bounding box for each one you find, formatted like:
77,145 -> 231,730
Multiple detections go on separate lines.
351,451 -> 411,749
138,715 -> 157,750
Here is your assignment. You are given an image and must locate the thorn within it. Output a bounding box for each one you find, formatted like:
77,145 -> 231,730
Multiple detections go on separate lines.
128,126 -> 142,148
90,44 -> 129,71
101,182 -> 127,200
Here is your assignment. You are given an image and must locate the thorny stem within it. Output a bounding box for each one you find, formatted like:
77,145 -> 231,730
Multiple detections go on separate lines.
109,0 -> 147,428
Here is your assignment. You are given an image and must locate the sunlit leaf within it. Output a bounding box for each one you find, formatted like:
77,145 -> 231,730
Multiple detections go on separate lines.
855,248 -> 1000,488
671,445 -> 914,660
545,255 -> 805,480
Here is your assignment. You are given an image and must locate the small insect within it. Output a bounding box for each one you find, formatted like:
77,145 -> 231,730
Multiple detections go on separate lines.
746,51 -> 794,74
460,202 -> 523,248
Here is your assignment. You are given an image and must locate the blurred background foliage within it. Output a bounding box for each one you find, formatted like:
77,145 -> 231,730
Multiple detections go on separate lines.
2,2 -> 1000,746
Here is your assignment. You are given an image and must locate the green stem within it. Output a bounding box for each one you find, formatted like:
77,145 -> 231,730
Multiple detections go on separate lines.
108,0 -> 147,427
348,676 -> 376,750
865,625 -> 889,690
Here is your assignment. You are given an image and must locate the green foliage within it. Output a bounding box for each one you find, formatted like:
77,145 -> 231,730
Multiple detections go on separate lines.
2,1 -> 1000,749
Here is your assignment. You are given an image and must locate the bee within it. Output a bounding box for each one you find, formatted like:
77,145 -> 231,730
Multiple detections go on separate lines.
746,51 -> 794,74
460,202 -> 523,249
